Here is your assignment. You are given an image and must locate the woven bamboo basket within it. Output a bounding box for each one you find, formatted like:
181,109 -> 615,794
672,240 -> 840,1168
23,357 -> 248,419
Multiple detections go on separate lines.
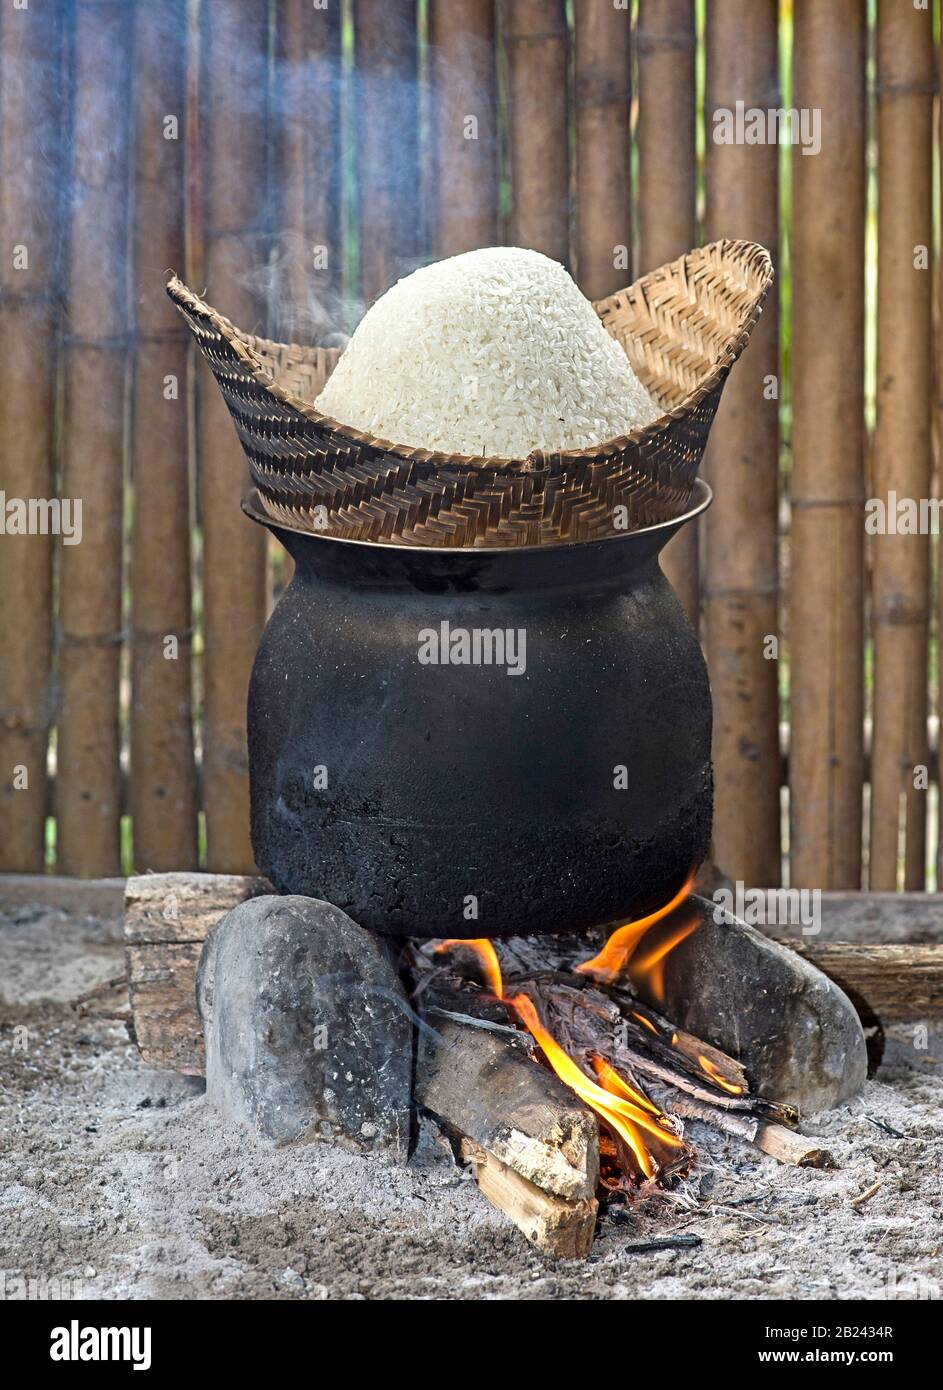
167,238 -> 772,548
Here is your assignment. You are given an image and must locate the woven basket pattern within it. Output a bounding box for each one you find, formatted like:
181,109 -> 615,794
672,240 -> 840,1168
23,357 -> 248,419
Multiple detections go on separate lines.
168,238 -> 772,548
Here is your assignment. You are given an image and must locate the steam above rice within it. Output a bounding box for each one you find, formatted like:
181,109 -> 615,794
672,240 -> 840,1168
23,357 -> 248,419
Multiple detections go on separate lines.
314,246 -> 661,458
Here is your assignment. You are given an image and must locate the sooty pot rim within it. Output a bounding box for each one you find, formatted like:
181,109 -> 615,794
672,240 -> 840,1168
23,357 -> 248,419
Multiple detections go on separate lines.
242,478 -> 712,558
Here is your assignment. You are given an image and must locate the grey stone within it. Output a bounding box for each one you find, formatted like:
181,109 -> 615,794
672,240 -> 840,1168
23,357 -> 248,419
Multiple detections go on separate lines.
197,895 -> 411,1157
643,894 -> 868,1113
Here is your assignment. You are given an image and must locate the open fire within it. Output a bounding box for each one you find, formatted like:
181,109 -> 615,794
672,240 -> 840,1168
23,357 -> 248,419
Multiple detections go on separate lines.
434,876 -> 740,1187
127,872 -> 867,1259
436,931 -> 686,1182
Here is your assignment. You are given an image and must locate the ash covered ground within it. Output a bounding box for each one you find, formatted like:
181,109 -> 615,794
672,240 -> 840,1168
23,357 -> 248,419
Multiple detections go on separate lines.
1,901 -> 941,1301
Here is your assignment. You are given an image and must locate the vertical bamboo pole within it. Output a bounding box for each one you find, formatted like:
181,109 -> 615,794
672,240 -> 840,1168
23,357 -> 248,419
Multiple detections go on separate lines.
790,0 -> 866,890
57,0 -> 133,876
870,0 -> 934,890
275,0 -> 341,341
939,10 -> 943,891
197,0 -> 270,872
636,0 -> 697,624
129,0 -> 198,871
703,0 -> 780,888
354,0 -> 420,304
0,2 -> 63,870
429,0 -> 498,256
504,0 -> 569,265
573,0 -> 632,301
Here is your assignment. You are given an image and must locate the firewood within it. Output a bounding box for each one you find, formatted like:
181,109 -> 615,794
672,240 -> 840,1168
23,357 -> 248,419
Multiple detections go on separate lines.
753,1122 -> 837,1170
124,872 -> 269,1071
415,1007 -> 599,1202
122,874 -> 943,1082
460,1140 -> 598,1260
771,940 -> 943,1021
650,1088 -> 836,1171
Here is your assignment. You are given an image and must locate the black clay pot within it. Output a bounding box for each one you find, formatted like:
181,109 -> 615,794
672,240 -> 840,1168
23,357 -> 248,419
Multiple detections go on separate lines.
246,482 -> 713,939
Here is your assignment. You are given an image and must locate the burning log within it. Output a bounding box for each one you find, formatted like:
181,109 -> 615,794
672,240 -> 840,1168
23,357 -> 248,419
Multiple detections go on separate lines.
415,997 -> 599,1202
418,937 -> 831,1180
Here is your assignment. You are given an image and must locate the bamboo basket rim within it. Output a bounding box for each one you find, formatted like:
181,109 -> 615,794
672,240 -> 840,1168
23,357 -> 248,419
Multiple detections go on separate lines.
166,237 -> 773,475
241,476 -> 714,552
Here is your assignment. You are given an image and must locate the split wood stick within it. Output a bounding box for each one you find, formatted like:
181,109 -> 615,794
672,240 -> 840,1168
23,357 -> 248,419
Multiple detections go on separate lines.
461,1140 -> 598,1260
573,0 -> 632,301
753,1122 -> 837,1170
636,0 -> 698,623
197,0 -> 269,871
870,0 -> 934,889
275,0 -> 341,342
57,0 -> 133,876
505,0 -> 569,265
354,0 -> 421,305
129,0 -> 198,872
0,2 -> 64,869
124,872 -> 270,1072
429,0 -> 498,256
416,1006 -> 599,1201
703,0 -> 781,888
789,0 -> 867,890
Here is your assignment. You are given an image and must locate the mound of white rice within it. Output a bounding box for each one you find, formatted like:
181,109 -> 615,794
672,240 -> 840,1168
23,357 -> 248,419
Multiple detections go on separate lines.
314,246 -> 661,458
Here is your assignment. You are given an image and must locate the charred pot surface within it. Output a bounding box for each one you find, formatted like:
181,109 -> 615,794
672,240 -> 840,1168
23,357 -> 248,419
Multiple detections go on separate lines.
247,489 -> 713,940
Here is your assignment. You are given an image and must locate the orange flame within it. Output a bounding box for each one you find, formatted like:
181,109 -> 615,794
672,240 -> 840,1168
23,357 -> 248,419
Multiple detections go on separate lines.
626,912 -> 701,1003
632,1010 -> 660,1036
698,1054 -> 744,1096
434,938 -> 503,998
507,993 -> 684,1178
434,938 -> 683,1181
590,1054 -> 660,1116
575,873 -> 697,993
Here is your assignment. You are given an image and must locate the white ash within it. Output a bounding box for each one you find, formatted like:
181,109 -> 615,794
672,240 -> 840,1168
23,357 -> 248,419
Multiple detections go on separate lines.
314,246 -> 661,459
2,904 -> 942,1301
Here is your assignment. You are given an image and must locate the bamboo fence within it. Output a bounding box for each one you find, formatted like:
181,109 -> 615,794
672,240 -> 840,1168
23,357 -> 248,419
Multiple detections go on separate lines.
430,0 -> 498,256
196,0 -> 270,873
57,0 -> 133,877
0,0 -> 940,897
0,0 -> 63,872
703,0 -> 781,890
354,0 -> 421,305
636,0 -> 697,623
790,0 -> 867,890
573,0 -> 633,302
130,0 -> 198,873
505,0 -> 570,265
870,0 -> 934,891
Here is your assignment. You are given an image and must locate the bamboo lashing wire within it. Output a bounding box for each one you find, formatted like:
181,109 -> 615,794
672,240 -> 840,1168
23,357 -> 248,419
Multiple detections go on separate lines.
354,0 -> 421,305
129,0 -> 198,872
196,0 -> 270,872
789,0 -> 866,890
430,0 -> 498,256
704,0 -> 781,888
505,0 -> 570,266
573,0 -> 632,302
870,0 -> 934,890
0,1 -> 64,870
57,0 -> 133,877
637,0 -> 698,626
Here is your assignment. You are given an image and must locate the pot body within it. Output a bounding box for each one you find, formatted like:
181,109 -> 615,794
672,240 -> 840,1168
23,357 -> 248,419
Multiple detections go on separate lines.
248,506 -> 713,939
